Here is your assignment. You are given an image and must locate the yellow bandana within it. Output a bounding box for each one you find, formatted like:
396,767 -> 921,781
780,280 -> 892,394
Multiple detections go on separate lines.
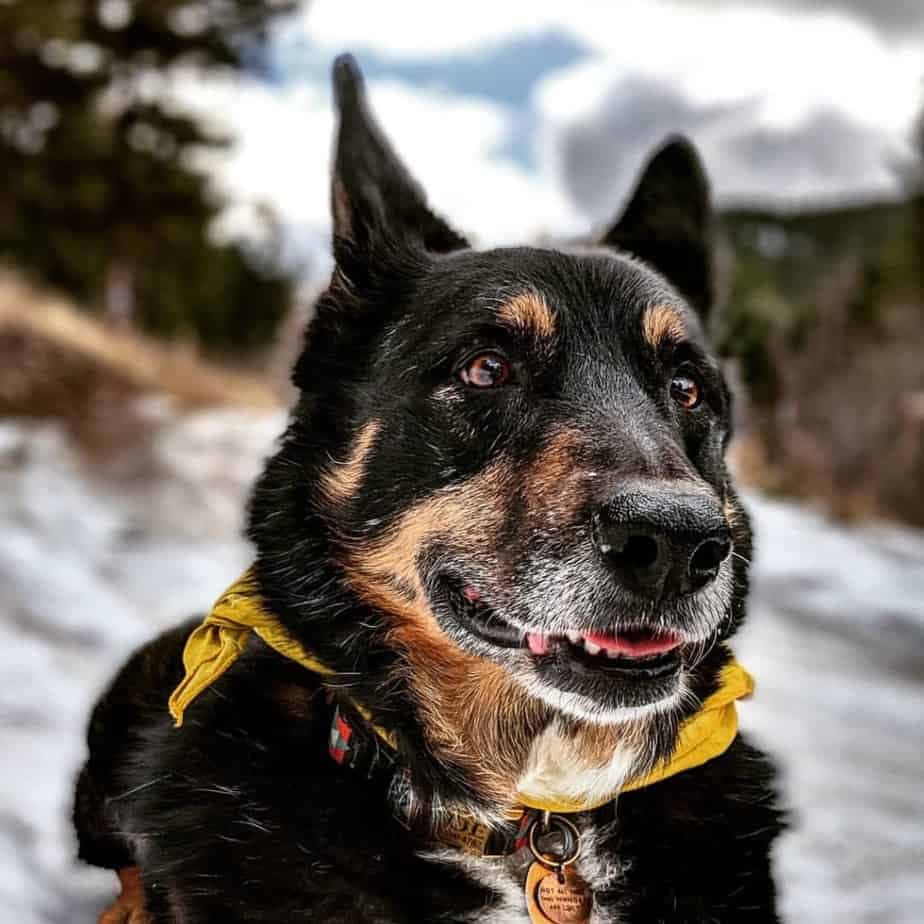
169,571 -> 753,811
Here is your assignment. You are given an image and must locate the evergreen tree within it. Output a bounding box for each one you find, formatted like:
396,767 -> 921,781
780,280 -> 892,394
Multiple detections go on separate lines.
0,0 -> 299,353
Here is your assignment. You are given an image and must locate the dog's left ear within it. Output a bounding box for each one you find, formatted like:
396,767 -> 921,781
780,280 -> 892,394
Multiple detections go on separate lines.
331,54 -> 469,272
601,136 -> 714,317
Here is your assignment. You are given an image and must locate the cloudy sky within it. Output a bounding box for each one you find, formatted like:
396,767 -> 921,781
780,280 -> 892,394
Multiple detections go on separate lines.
172,0 -> 923,259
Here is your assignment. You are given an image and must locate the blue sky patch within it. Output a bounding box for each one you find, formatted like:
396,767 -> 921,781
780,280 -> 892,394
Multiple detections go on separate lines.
267,29 -> 591,170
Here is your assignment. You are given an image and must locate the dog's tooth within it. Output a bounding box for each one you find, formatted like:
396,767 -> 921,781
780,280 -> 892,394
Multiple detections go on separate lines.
605,648 -> 620,659
583,639 -> 601,656
566,630 -> 581,644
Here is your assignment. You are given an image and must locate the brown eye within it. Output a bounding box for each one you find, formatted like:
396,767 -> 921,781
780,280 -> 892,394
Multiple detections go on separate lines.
670,371 -> 701,409
459,352 -> 510,388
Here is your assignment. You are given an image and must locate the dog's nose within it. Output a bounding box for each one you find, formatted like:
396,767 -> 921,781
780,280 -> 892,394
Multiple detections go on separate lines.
593,483 -> 731,598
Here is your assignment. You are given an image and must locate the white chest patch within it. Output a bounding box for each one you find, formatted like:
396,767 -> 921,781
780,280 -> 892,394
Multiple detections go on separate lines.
422,848 -> 528,923
517,723 -> 639,808
423,833 -> 627,924
420,724 -> 636,923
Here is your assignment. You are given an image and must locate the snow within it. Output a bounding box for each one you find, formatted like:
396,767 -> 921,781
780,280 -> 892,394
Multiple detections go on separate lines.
1,412 -> 921,921
0,411 -> 283,922
735,495 -> 924,923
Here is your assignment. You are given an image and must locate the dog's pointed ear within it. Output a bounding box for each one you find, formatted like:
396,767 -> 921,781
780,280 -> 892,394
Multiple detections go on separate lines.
601,136 -> 714,317
331,54 -> 468,269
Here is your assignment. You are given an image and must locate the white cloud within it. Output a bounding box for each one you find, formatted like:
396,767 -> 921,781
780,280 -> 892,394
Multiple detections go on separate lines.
532,2 -> 920,135
530,2 -> 920,208
363,82 -> 581,243
300,0 -> 922,138
292,0 -> 572,57
171,74 -> 333,229
165,0 -> 923,263
169,70 -> 582,257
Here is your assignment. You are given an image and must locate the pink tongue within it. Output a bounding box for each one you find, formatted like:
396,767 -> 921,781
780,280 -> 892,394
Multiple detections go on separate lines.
583,630 -> 680,657
527,633 -> 551,655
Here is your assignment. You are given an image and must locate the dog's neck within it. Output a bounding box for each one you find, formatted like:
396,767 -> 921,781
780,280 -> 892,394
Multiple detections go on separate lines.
251,551 -> 673,821
378,599 -> 655,819
516,721 -> 642,809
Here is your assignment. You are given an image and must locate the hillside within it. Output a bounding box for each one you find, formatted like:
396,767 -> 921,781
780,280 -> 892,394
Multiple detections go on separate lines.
719,198 -> 924,524
0,273 -> 281,455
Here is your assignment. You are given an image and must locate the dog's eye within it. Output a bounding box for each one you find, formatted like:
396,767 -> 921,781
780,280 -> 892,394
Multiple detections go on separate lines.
459,352 -> 510,388
670,368 -> 702,410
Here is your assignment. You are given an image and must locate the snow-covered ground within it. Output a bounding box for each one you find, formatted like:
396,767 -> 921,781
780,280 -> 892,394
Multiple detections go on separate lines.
0,409 -> 286,923
736,503 -> 924,922
1,411 -> 922,923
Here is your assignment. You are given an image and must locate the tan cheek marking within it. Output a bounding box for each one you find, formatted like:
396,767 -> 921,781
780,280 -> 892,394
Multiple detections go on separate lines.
319,420 -> 381,504
642,304 -> 686,349
347,462 -> 510,604
340,457 -> 659,800
521,427 -> 597,529
524,428 -> 583,505
498,291 -> 556,339
385,604 -> 544,801
341,463 -> 547,801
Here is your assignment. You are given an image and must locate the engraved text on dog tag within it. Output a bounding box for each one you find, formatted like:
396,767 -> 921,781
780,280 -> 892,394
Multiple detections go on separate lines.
524,861 -> 592,924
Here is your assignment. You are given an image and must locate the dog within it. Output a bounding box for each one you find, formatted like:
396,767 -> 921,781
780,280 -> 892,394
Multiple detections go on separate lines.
74,54 -> 783,923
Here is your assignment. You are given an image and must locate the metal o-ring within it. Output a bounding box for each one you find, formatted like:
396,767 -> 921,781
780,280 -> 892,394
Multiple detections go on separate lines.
527,813 -> 581,870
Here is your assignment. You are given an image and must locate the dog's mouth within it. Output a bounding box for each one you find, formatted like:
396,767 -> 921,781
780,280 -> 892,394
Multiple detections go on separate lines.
438,574 -> 682,680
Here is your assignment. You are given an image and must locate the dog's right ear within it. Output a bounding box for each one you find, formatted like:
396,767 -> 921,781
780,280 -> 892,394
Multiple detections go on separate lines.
331,54 -> 468,274
600,136 -> 714,318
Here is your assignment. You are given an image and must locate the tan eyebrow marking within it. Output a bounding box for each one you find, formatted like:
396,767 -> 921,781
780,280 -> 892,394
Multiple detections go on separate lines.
319,419 -> 381,504
642,304 -> 686,349
497,291 -> 556,339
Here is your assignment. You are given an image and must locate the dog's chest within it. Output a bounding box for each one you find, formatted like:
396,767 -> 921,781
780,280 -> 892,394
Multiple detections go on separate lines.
422,729 -> 635,923
424,824 -> 627,924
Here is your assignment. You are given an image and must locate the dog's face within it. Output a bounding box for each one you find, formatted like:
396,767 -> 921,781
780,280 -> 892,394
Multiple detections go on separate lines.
253,57 -> 750,742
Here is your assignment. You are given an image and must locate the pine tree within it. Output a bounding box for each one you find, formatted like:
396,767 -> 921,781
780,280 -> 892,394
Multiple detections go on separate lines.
0,0 -> 299,353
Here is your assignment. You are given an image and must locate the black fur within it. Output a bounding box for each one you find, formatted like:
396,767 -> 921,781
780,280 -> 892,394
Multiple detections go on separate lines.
601,136 -> 715,316
74,54 -> 783,922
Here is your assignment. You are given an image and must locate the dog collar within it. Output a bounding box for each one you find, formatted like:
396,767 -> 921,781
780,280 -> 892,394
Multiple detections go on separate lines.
327,697 -> 539,856
169,571 -> 754,815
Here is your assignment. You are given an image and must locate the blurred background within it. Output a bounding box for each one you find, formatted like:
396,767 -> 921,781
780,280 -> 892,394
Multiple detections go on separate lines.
1,1 -> 922,921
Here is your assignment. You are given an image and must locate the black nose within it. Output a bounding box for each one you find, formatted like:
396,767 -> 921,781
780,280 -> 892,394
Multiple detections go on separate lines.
593,483 -> 732,598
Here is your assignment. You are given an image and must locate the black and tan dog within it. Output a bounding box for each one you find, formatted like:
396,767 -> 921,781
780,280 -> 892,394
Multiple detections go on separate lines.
74,55 -> 782,923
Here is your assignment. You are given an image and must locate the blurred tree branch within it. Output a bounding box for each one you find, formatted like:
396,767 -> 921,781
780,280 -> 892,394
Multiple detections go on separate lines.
0,0 -> 301,353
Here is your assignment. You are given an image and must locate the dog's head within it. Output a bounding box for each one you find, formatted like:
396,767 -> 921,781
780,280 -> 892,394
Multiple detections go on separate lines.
251,57 -> 750,780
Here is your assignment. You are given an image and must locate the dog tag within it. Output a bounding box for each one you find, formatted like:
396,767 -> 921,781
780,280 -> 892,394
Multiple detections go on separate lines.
525,861 -> 592,924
